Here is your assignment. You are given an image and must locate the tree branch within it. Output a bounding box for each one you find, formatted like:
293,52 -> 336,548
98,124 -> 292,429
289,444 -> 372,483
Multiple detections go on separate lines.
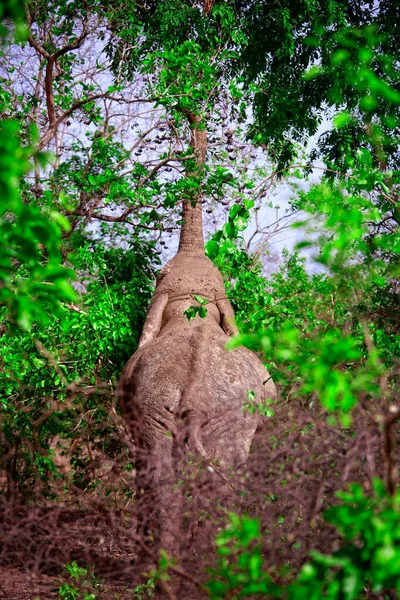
38,94 -> 177,150
53,16 -> 90,59
70,210 -> 176,232
27,35 -> 50,59
383,407 -> 400,496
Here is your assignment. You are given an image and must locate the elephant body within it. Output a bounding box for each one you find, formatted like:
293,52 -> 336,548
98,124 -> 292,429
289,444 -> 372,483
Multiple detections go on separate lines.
117,252 -> 276,557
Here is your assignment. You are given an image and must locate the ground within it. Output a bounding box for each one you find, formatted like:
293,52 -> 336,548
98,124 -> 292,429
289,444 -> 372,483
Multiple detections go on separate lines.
0,565 -> 158,599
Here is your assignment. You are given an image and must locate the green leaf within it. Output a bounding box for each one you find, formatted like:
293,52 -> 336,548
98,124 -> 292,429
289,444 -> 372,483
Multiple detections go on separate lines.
206,240 -> 219,259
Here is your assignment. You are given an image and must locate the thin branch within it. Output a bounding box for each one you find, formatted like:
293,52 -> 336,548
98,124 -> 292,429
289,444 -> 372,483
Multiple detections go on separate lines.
53,17 -> 90,59
70,210 -> 175,231
38,94 -> 187,150
27,35 -> 50,60
383,407 -> 400,496
251,164 -> 354,197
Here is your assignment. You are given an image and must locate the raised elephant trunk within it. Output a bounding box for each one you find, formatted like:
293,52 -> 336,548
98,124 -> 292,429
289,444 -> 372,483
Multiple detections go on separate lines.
178,112 -> 206,254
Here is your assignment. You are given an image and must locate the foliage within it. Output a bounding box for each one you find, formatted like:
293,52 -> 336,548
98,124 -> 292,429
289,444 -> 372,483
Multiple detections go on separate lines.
0,2 -> 75,330
206,512 -> 282,599
223,24 -> 399,423
184,294 -> 209,322
204,14 -> 399,600
58,562 -> 102,600
243,387 -> 275,418
0,0 -> 27,39
0,238 -> 157,495
292,480 -> 400,599
206,481 -> 400,599
131,576 -> 155,600
242,0 -> 400,170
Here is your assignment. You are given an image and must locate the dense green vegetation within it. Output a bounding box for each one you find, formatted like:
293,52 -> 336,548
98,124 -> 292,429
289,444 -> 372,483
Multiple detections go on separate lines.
0,0 -> 399,598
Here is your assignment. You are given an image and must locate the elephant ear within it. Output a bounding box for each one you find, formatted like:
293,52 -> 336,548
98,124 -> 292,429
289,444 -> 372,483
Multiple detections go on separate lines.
216,298 -> 239,337
138,292 -> 169,348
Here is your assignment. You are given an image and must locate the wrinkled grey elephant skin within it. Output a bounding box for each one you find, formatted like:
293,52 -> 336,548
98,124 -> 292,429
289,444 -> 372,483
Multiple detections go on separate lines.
117,252 -> 276,558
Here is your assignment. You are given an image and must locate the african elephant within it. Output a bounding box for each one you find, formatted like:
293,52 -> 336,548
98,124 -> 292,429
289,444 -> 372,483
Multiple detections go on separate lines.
117,250 -> 276,560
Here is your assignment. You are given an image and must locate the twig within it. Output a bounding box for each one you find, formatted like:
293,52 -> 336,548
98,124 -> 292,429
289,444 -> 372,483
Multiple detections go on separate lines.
383,406 -> 400,496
